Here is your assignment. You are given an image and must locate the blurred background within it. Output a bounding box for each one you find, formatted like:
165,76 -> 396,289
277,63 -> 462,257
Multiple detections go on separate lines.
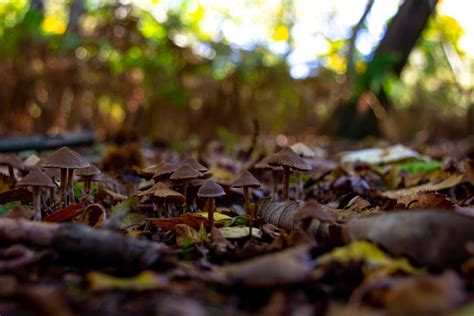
0,0 -> 473,143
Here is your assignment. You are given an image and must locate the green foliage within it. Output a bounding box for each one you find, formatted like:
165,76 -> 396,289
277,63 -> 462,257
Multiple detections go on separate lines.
0,201 -> 21,216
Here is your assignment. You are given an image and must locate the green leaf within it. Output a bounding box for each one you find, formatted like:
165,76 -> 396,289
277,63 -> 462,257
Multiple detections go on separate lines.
0,201 -> 21,216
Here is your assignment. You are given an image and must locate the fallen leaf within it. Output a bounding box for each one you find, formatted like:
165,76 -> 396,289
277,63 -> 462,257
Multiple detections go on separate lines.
150,213 -> 209,231
383,174 -> 464,199
219,226 -> 262,239
346,210 -> 474,268
43,201 -> 89,223
87,270 -> 168,291
193,211 -> 232,221
341,145 -> 421,165
211,245 -> 314,287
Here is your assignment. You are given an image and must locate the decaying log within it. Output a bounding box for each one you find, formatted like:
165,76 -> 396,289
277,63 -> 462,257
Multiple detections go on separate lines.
0,219 -> 173,269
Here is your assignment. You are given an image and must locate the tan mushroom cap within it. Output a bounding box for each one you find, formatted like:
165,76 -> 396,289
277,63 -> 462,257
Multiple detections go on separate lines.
170,163 -> 203,180
23,154 -> 41,170
254,155 -> 283,171
0,154 -> 25,170
152,162 -> 179,180
18,169 -> 55,188
153,182 -> 185,203
197,179 -> 225,198
41,146 -> 90,169
181,157 -> 208,172
232,170 -> 261,188
290,142 -> 316,158
266,147 -> 311,171
293,200 -> 336,224
76,164 -> 101,177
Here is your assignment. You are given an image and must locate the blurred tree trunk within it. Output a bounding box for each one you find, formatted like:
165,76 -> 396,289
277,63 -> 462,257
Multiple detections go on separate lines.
335,0 -> 438,139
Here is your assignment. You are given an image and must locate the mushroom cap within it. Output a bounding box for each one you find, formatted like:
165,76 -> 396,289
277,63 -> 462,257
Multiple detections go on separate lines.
254,155 -> 283,171
152,162 -> 179,180
41,146 -> 90,169
170,163 -> 203,180
76,164 -> 101,177
181,157 -> 208,172
293,200 -> 336,224
140,163 -> 163,178
232,170 -> 261,188
290,142 -> 316,158
0,154 -> 25,170
18,169 -> 55,188
23,154 -> 41,170
197,179 -> 225,198
153,182 -> 185,203
266,147 -> 311,171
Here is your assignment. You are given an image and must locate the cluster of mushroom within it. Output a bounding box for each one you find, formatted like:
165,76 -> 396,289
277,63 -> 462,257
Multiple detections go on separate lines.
1,147 -> 101,221
254,144 -> 313,201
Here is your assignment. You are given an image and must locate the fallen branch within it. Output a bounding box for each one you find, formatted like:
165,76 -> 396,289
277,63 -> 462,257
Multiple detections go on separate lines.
0,130 -> 96,153
0,219 -> 174,269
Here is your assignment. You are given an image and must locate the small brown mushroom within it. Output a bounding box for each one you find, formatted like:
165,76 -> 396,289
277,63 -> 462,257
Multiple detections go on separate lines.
41,147 -> 90,207
290,142 -> 315,199
152,162 -> 178,182
152,182 -> 185,216
197,179 -> 225,229
0,153 -> 25,181
170,163 -> 203,212
76,164 -> 101,195
232,170 -> 260,218
266,147 -> 311,201
255,155 -> 283,201
18,169 -> 55,221
181,157 -> 208,173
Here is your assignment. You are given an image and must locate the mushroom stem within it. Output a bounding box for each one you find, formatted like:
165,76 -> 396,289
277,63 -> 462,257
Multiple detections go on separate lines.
243,186 -> 251,216
296,171 -> 303,200
8,166 -> 15,180
60,168 -> 67,207
182,180 -> 189,213
208,197 -> 215,229
282,166 -> 291,200
271,170 -> 278,201
67,168 -> 74,205
49,187 -> 55,203
32,186 -> 41,221
84,176 -> 91,194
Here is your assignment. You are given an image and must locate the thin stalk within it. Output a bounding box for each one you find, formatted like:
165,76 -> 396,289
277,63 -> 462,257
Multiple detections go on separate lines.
243,186 -> 251,216
208,197 -> 215,229
8,166 -> 14,180
60,168 -> 67,207
182,180 -> 188,213
296,171 -> 303,200
283,166 -> 290,200
271,170 -> 278,201
32,187 -> 41,221
67,168 -> 74,205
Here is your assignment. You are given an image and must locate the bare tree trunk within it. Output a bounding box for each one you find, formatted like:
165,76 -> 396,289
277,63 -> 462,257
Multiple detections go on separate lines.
335,0 -> 438,138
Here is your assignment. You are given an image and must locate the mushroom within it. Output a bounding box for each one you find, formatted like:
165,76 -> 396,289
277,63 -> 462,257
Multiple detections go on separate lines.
18,169 -> 55,221
41,146 -> 90,206
197,179 -> 225,229
255,155 -> 283,201
266,147 -> 311,201
152,162 -> 178,182
0,153 -> 25,181
140,162 -> 164,180
290,142 -> 315,199
170,163 -> 203,212
152,182 -> 185,217
231,170 -> 260,218
76,164 -> 101,195
181,157 -> 208,173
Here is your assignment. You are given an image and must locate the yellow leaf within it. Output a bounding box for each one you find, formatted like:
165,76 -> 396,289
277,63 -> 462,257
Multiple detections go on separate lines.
317,241 -> 423,276
87,271 -> 168,291
194,212 -> 232,221
219,226 -> 262,239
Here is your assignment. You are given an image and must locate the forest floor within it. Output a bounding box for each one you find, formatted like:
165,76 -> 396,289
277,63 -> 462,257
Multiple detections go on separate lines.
0,135 -> 473,316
